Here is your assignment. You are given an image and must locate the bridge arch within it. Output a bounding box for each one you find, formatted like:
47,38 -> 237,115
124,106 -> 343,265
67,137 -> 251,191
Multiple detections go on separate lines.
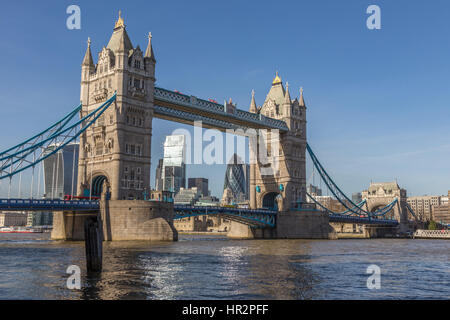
91,174 -> 110,197
262,192 -> 282,211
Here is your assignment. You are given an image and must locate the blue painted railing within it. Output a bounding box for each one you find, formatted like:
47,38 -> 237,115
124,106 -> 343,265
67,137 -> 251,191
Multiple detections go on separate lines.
0,198 -> 99,211
154,87 -> 289,131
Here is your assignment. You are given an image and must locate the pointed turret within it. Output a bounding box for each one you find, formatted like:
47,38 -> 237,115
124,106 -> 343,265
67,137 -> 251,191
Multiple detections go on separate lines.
107,11 -> 133,53
263,71 -> 285,107
82,37 -> 95,68
272,71 -> 282,86
145,32 -> 156,62
299,87 -> 306,107
249,90 -> 257,113
284,82 -> 291,104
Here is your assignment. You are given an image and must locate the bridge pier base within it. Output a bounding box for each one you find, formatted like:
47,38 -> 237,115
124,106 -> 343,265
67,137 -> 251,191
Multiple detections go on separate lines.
51,211 -> 98,241
51,200 -> 178,241
100,200 -> 177,241
227,210 -> 331,239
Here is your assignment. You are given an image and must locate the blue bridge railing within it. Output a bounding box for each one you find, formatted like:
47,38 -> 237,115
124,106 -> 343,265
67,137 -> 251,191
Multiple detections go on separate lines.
0,198 -> 99,211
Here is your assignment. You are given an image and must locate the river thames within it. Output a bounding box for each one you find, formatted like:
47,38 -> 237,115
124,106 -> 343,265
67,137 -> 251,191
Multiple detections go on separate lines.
0,233 -> 448,300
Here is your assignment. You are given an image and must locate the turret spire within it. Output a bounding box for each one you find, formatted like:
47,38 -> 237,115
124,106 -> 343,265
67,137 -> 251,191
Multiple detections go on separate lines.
145,32 -> 156,62
82,37 -> 94,67
272,71 -> 282,85
299,87 -> 305,107
115,10 -> 125,29
250,89 -> 257,113
284,81 -> 291,104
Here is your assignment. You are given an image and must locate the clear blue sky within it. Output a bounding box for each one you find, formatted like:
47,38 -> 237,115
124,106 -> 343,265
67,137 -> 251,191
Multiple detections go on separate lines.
0,0 -> 450,198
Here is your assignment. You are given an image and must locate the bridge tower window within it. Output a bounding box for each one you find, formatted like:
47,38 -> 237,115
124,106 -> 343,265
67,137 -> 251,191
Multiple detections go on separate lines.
95,143 -> 103,156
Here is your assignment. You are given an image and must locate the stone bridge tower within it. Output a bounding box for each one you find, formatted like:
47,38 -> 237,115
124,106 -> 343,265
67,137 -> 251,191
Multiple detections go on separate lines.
77,13 -> 156,200
361,181 -> 409,223
249,73 -> 307,211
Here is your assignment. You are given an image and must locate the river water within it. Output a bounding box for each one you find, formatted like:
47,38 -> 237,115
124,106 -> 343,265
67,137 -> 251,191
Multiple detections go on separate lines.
0,233 -> 448,300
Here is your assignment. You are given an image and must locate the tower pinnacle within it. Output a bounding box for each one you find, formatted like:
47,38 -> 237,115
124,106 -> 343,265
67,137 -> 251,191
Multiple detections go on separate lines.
250,89 -> 257,113
272,71 -> 282,85
82,37 -> 94,67
284,81 -> 291,104
145,31 -> 156,61
115,10 -> 125,29
299,87 -> 305,107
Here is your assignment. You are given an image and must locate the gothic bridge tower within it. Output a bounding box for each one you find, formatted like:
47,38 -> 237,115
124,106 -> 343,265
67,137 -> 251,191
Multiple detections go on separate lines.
249,73 -> 307,211
78,12 -> 156,200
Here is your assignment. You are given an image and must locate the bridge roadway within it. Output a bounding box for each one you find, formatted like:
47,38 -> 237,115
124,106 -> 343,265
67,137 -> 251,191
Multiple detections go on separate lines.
0,199 -> 399,227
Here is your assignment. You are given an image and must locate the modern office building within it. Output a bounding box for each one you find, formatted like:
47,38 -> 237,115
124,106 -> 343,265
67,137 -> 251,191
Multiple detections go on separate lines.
162,135 -> 186,194
0,212 -> 28,227
26,212 -> 53,227
431,191 -> 450,224
43,142 -> 79,199
188,178 -> 209,197
195,195 -> 220,207
306,184 -> 322,202
223,153 -> 249,202
352,192 -> 362,204
173,187 -> 201,205
154,158 -> 164,191
407,195 -> 442,221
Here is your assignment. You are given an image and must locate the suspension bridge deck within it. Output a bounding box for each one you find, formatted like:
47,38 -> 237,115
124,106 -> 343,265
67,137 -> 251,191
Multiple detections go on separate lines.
0,198 -> 400,227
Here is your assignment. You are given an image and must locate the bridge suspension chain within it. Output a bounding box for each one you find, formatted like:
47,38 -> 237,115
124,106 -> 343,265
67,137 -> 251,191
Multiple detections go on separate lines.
405,202 -> 418,221
306,143 -> 397,218
306,191 -> 367,216
0,93 -> 117,181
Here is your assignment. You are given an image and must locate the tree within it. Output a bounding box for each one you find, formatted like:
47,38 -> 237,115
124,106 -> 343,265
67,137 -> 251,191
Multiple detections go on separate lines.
428,220 -> 437,230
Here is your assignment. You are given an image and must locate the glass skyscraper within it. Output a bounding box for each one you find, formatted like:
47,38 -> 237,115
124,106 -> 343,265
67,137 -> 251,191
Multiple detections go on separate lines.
162,135 -> 186,194
155,158 -> 164,191
223,153 -> 249,202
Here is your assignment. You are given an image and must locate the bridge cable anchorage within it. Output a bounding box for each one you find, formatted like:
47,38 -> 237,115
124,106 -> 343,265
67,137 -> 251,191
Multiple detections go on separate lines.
0,93 -> 117,181
306,143 -> 398,218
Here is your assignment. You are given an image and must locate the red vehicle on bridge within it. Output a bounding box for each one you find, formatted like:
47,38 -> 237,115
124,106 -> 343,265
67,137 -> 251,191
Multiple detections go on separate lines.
64,195 -> 100,201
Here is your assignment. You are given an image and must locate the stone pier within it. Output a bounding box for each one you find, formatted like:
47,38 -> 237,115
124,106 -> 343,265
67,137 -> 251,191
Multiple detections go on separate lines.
51,200 -> 177,241
227,210 -> 332,239
51,210 -> 98,241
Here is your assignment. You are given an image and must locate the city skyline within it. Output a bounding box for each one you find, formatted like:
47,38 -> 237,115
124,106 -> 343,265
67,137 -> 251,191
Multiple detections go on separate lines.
1,1 -> 450,198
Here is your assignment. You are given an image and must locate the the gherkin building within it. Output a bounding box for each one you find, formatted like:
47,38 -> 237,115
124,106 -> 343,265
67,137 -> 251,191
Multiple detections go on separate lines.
223,154 -> 249,201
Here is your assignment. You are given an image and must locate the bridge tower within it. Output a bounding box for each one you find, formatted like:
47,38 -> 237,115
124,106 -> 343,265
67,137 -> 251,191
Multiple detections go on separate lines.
249,73 -> 307,211
361,181 -> 409,224
78,12 -> 156,200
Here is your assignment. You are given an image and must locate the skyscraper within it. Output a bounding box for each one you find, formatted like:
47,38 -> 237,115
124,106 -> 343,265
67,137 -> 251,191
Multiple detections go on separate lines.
162,135 -> 186,194
43,143 -> 79,199
155,158 -> 164,191
223,154 -> 248,202
188,178 -> 209,197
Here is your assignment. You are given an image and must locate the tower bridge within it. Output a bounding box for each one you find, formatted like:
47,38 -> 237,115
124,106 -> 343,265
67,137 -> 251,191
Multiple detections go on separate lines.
0,13 -> 418,247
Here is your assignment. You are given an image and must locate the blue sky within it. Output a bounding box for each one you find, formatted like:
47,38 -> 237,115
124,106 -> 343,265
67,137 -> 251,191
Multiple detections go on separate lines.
0,0 -> 450,198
